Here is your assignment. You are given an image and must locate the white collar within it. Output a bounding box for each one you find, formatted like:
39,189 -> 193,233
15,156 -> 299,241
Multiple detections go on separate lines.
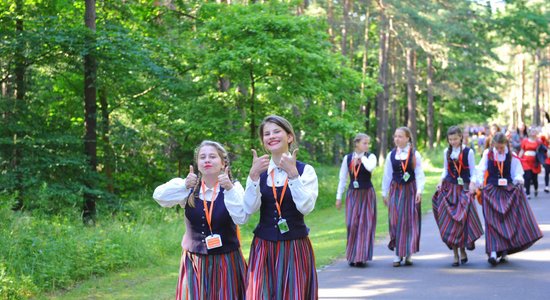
397,144 -> 411,153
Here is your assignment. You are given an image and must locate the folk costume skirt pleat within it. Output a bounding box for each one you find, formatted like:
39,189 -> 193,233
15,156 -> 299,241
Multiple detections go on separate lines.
176,249 -> 247,300
481,184 -> 543,256
432,181 -> 484,250
246,237 -> 318,300
387,180 -> 421,257
345,187 -> 377,263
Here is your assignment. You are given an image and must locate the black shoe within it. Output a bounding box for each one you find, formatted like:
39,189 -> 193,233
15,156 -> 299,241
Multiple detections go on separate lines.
535,190 -> 538,197
544,187 -> 549,193
393,261 -> 401,267
452,261 -> 459,267
349,262 -> 356,267
488,257 -> 498,266
355,262 -> 367,268
461,257 -> 468,264
500,256 -> 508,263
404,258 -> 413,266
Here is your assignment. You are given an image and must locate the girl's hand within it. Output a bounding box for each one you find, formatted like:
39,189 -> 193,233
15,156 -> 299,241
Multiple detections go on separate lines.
218,167 -> 233,191
415,192 -> 422,204
468,182 -> 476,195
280,149 -> 299,179
383,196 -> 389,207
249,149 -> 270,181
185,165 -> 198,189
436,182 -> 442,191
335,199 -> 342,210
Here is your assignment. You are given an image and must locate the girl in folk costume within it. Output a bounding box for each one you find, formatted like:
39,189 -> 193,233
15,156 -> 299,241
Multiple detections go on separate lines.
382,127 -> 426,267
476,132 -> 543,266
519,126 -> 543,199
432,126 -> 484,267
540,127 -> 550,193
335,133 -> 377,267
153,141 -> 248,300
244,115 -> 318,299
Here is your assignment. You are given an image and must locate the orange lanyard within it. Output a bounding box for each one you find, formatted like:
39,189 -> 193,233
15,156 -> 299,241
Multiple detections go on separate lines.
399,147 -> 411,173
495,156 -> 505,178
450,150 -> 463,178
349,155 -> 361,180
201,181 -> 218,234
270,169 -> 289,218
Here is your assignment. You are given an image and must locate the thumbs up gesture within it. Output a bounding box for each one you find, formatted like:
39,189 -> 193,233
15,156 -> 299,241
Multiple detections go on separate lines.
249,149 -> 270,181
218,166 -> 233,191
185,165 -> 198,189
280,149 -> 299,179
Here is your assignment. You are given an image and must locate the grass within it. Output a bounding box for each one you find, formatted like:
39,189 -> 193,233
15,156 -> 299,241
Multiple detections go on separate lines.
43,149 -> 443,300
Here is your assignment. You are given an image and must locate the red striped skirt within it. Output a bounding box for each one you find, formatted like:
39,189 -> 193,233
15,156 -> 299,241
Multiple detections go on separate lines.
481,184 -> 543,255
387,181 -> 421,257
345,187 -> 377,263
246,237 -> 318,300
432,181 -> 483,250
176,249 -> 247,300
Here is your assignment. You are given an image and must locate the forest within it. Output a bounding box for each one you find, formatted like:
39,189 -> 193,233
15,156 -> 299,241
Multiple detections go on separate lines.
1,0 -> 548,299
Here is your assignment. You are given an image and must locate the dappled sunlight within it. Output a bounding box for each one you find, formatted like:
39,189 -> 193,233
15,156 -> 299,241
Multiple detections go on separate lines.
510,249 -> 550,262
538,224 -> 550,232
319,279 -> 408,299
413,253 -> 449,260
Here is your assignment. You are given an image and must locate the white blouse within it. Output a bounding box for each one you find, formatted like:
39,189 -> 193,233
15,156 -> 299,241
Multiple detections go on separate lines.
336,152 -> 377,200
244,158 -> 318,216
381,144 -> 426,198
440,146 -> 477,181
475,147 -> 524,186
152,178 -> 249,225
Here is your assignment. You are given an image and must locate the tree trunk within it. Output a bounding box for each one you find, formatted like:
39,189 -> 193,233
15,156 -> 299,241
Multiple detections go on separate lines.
249,66 -> 256,146
99,88 -> 114,194
83,0 -> 97,224
518,53 -> 525,124
426,54 -> 434,149
327,0 -> 335,47
361,4 -> 371,132
375,2 -> 389,165
534,49 -> 541,126
406,48 -> 417,144
12,0 -> 25,210
341,0 -> 350,60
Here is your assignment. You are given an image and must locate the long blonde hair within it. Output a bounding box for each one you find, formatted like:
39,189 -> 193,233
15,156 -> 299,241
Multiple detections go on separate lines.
186,140 -> 233,208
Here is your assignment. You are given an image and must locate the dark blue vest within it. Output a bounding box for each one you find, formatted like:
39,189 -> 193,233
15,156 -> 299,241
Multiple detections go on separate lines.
182,187 -> 240,255
444,147 -> 471,185
486,151 -> 513,186
254,161 -> 308,241
346,153 -> 373,189
391,148 -> 416,184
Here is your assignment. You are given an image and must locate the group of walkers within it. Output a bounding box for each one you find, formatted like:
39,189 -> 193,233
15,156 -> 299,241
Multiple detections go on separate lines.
152,115 -> 544,300
338,125 -> 543,272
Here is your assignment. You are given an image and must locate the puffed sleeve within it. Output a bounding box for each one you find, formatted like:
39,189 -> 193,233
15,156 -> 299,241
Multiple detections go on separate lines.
414,151 -> 426,194
381,152 -> 393,198
223,181 -> 250,225
288,164 -> 318,215
336,155 -> 349,200
152,178 -> 191,208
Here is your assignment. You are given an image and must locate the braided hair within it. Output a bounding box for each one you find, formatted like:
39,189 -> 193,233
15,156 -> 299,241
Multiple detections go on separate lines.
186,140 -> 234,208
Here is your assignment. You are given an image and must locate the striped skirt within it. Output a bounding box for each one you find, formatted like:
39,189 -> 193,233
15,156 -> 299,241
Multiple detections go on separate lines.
387,181 -> 421,257
432,181 -> 484,250
482,184 -> 543,255
345,187 -> 377,263
176,249 -> 247,300
246,237 -> 318,300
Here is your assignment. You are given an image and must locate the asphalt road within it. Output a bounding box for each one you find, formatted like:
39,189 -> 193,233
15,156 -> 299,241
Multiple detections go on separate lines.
318,188 -> 550,300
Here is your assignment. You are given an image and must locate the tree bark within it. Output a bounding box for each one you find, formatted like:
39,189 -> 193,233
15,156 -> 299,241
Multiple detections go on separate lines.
534,49 -> 541,126
361,4 -> 371,132
83,0 -> 97,224
375,2 -> 389,165
99,88 -> 114,194
327,0 -> 335,47
341,0 -> 350,60
406,48 -> 417,144
426,54 -> 434,149
12,0 -> 25,210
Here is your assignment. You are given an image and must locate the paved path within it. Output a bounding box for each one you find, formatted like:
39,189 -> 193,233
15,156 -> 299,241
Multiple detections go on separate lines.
318,188 -> 550,299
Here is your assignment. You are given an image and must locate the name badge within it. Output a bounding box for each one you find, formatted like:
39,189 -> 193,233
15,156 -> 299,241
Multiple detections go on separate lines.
277,218 -> 290,234
403,172 -> 410,182
457,177 -> 464,185
498,178 -> 508,186
205,234 -> 223,250
353,180 -> 359,189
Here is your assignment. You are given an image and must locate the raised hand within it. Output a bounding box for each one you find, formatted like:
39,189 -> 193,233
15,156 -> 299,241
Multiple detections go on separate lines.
185,165 -> 198,189
218,166 -> 233,191
249,149 -> 270,181
280,149 -> 299,179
